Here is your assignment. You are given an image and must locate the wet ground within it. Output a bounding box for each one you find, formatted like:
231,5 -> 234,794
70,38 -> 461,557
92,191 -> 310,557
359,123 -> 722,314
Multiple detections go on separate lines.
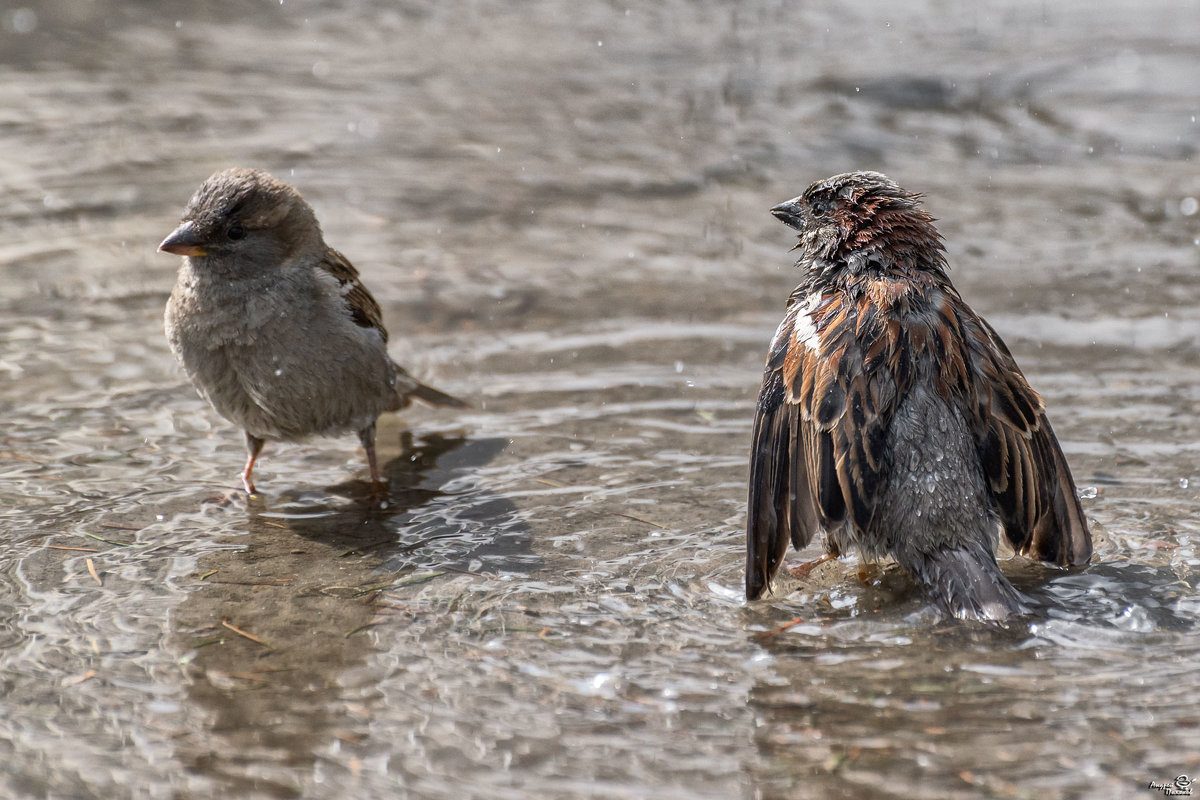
2,1 -> 1200,798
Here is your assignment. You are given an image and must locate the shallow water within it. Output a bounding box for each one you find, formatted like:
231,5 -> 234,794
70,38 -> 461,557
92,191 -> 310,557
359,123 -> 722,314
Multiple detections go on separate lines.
2,1 -> 1200,798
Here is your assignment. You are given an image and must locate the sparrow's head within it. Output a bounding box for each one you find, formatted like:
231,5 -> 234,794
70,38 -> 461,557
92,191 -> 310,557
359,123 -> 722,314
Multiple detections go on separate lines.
771,171 -> 945,278
159,168 -> 322,277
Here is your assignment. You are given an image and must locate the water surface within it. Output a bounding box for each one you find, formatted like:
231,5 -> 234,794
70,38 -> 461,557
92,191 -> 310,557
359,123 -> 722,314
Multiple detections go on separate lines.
2,2 -> 1199,798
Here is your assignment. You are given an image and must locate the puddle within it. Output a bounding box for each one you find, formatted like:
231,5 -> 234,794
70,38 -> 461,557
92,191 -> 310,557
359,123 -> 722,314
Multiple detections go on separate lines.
2,1 -> 1199,798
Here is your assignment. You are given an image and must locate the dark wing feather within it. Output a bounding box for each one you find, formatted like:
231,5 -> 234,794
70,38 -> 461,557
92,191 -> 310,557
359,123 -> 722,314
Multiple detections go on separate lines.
747,275 -> 1091,601
746,306 -> 818,600
746,290 -> 902,599
798,293 -> 900,537
959,309 -> 1092,566
317,247 -> 389,343
318,248 -> 468,410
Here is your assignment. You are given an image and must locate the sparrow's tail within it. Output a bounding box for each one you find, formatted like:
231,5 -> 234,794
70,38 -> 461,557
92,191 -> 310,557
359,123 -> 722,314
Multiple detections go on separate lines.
409,381 -> 468,409
391,365 -> 469,410
901,541 -> 1026,622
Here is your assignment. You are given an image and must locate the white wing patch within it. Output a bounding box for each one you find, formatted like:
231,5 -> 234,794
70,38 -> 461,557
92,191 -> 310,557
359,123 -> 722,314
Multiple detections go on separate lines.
791,295 -> 821,354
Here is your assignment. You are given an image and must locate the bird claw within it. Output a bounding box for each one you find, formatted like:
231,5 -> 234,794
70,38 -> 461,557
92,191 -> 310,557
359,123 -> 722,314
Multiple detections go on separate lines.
365,479 -> 390,509
856,563 -> 884,586
786,552 -> 835,580
202,490 -> 242,506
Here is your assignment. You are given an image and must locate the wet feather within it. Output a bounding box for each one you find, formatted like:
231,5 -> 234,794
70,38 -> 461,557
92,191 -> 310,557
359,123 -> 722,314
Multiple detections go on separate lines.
747,171 -> 1092,619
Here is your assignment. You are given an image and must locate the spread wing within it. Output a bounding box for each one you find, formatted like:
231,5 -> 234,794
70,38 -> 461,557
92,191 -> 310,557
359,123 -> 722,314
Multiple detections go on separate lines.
746,290 -> 902,600
745,282 -> 1092,601
317,247 -> 389,343
746,305 -> 814,601
958,307 -> 1092,566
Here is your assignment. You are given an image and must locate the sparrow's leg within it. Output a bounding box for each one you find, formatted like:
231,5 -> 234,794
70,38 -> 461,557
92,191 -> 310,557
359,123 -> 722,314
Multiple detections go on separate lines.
786,552 -> 835,581
242,432 -> 265,494
358,423 -> 384,486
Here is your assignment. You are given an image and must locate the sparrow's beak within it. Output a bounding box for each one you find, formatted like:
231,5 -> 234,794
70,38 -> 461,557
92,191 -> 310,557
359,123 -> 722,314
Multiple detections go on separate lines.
770,198 -> 805,230
159,222 -> 208,257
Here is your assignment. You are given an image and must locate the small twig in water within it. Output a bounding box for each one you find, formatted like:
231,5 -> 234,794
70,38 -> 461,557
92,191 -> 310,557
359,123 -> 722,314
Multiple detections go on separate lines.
192,637 -> 224,649
62,669 -> 96,687
345,619 -> 385,638
220,618 -> 273,650
754,617 -> 806,640
438,564 -> 489,578
391,571 -> 447,588
86,558 -> 102,586
612,512 -> 667,530
79,532 -> 135,547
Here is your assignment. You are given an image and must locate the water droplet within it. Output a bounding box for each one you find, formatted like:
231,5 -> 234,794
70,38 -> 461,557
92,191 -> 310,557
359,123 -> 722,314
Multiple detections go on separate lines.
1078,486 -> 1098,499
1181,197 -> 1198,216
1180,477 -> 1190,489
5,8 -> 37,34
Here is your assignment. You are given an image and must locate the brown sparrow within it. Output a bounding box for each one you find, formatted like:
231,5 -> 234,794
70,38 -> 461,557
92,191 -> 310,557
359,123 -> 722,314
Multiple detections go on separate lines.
746,171 -> 1092,620
160,168 -> 465,494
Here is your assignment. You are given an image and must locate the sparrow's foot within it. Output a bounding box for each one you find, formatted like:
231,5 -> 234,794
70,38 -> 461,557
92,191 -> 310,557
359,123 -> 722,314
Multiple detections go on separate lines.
786,552 -> 835,581
241,432 -> 265,496
856,563 -> 884,586
202,490 -> 243,506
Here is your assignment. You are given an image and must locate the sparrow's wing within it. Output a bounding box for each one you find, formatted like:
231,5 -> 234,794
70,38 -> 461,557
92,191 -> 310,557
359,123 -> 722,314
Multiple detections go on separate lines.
317,247 -> 389,343
746,291 -> 899,600
957,304 -> 1092,566
746,304 -> 816,600
316,248 -> 467,410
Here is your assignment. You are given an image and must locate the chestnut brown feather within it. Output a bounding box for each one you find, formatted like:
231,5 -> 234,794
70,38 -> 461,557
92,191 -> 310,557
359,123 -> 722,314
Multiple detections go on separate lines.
747,171 -> 1091,620
319,248 -> 389,342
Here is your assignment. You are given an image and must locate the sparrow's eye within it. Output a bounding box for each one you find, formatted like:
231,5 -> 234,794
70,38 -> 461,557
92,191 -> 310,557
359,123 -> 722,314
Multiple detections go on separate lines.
810,200 -> 830,218
227,223 -> 246,241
